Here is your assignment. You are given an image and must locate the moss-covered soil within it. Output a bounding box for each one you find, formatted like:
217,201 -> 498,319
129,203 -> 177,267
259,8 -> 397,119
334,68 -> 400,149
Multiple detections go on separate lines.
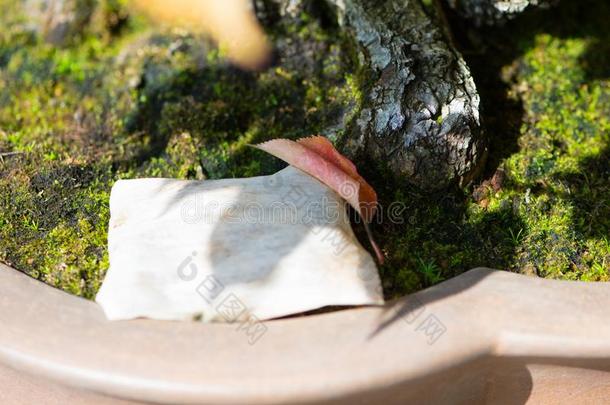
376,0 -> 609,296
0,0 -> 608,299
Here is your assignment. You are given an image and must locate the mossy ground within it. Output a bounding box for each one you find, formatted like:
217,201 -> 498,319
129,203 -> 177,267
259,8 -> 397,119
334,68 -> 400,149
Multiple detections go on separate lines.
378,0 -> 610,296
0,0 -> 357,298
0,0 -> 608,299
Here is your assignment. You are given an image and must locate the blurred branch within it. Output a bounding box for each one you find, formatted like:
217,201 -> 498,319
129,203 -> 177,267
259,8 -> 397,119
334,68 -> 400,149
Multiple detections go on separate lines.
0,151 -> 24,163
130,0 -> 272,70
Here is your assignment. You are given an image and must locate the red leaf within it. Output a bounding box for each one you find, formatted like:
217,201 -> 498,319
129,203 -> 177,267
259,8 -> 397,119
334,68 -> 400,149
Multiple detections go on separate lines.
254,136 -> 384,263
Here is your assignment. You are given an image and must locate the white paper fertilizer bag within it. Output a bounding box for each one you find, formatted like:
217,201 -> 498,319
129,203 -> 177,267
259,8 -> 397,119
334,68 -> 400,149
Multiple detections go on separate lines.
96,165 -> 383,322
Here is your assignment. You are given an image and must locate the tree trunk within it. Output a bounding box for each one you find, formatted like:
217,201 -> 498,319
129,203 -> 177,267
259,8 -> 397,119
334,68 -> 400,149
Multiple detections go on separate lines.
445,0 -> 553,26
266,0 -> 486,190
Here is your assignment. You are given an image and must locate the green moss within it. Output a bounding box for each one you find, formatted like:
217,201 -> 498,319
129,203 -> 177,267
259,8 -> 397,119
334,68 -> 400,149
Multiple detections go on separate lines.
1,0 -> 608,299
376,0 -> 610,297
0,2 -> 359,296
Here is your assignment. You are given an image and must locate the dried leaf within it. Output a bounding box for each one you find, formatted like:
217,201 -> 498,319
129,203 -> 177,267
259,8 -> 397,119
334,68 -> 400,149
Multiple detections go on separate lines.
254,136 -> 384,263
131,0 -> 271,70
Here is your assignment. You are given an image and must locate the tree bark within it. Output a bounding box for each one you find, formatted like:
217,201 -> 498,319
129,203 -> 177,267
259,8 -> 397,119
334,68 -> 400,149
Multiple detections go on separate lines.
445,0 -> 552,26
266,0 -> 485,190
25,0 -> 97,44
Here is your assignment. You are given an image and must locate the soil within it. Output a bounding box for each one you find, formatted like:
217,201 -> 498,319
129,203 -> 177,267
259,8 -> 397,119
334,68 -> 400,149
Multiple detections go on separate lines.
0,0 -> 608,299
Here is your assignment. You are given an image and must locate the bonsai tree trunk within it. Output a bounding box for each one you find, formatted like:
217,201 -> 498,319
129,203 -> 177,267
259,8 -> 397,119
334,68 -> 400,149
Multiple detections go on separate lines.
445,0 -> 554,25
267,0 -> 486,190
32,0 -> 489,190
